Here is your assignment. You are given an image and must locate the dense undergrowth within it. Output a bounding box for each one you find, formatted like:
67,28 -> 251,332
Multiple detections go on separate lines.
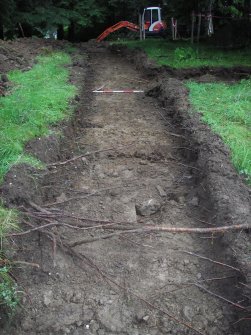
119,39 -> 251,68
188,79 -> 251,183
0,51 -> 75,315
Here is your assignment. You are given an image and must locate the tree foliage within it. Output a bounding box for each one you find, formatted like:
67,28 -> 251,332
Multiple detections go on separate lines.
0,0 -> 250,40
166,0 -> 250,18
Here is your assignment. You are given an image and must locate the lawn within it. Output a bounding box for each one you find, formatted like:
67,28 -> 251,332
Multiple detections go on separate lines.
119,39 -> 251,68
187,79 -> 251,183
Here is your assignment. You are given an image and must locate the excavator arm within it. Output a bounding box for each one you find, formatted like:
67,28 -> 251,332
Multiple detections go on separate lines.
97,21 -> 139,42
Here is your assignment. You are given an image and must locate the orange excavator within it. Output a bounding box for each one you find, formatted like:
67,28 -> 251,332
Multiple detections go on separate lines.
97,7 -> 167,42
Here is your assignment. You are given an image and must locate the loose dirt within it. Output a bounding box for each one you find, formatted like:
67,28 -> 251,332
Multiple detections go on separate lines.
1,41 -> 250,335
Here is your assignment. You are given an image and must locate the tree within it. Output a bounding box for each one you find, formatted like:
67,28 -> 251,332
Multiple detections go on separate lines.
0,0 -> 16,39
0,0 -> 107,40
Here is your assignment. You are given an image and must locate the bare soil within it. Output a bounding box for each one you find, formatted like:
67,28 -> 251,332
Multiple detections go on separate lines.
0,40 -> 250,335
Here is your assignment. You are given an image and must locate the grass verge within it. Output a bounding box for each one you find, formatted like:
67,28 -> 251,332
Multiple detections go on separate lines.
0,51 -> 76,315
118,39 -> 251,68
187,79 -> 251,184
0,52 -> 76,181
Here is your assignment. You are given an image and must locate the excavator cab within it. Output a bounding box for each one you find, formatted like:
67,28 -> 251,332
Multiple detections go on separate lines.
143,7 -> 166,35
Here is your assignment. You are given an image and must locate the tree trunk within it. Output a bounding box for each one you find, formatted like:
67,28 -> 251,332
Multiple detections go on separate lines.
57,25 -> 64,40
197,13 -> 202,42
191,11 -> 195,44
0,24 -> 4,40
68,22 -> 76,42
21,23 -> 32,37
208,0 -> 214,13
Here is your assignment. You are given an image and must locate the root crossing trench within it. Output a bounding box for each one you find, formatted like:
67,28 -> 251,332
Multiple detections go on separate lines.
4,46 -> 246,335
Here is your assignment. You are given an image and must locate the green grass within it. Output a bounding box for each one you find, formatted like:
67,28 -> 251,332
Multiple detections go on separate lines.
187,79 -> 251,183
0,51 -> 76,315
0,52 -> 76,181
118,39 -> 251,68
0,207 -> 20,315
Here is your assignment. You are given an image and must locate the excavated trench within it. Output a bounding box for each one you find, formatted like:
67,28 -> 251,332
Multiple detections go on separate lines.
1,43 -> 251,335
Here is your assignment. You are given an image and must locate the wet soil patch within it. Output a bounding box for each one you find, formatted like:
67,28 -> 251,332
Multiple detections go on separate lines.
0,41 -> 250,335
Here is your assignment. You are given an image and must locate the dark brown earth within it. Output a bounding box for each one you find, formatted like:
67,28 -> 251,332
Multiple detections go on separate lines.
0,40 -> 250,335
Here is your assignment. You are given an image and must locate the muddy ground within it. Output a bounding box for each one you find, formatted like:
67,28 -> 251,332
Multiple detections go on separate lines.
0,40 -> 250,335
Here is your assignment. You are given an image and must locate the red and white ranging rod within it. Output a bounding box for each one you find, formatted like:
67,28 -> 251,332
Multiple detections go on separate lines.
93,89 -> 144,94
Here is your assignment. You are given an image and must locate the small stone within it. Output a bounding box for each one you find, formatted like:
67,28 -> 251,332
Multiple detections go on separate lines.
22,318 -> 33,331
81,157 -> 88,164
110,190 -> 119,197
84,309 -> 94,320
183,259 -> 190,266
178,196 -> 186,204
189,196 -> 199,206
183,306 -> 194,321
208,327 -> 218,335
43,290 -> 53,306
139,160 -> 147,165
136,199 -> 161,216
56,192 -> 67,203
0,55 -> 8,62
197,273 -> 202,280
156,185 -> 167,197
142,315 -> 150,322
